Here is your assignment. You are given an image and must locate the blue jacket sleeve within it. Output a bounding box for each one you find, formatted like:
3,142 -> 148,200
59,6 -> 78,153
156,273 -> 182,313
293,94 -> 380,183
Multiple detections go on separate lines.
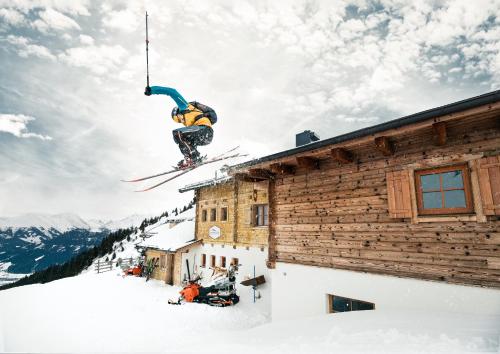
150,86 -> 189,111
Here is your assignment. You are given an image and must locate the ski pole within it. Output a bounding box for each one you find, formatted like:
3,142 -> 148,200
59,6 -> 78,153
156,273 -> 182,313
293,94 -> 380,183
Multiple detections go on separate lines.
253,265 -> 256,303
145,11 -> 150,87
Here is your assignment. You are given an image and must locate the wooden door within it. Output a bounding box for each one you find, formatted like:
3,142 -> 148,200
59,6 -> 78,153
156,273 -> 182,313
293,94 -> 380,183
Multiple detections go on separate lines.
165,253 -> 175,285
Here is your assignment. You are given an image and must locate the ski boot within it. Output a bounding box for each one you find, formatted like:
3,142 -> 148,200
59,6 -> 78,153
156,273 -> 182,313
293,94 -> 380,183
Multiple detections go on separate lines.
177,158 -> 195,170
176,152 -> 206,170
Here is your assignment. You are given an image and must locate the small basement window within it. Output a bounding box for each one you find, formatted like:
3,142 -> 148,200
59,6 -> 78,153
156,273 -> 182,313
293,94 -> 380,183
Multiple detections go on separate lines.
210,208 -> 217,221
220,207 -> 228,221
201,210 -> 207,222
201,254 -> 206,268
210,255 -> 216,268
328,294 -> 375,313
415,164 -> 473,215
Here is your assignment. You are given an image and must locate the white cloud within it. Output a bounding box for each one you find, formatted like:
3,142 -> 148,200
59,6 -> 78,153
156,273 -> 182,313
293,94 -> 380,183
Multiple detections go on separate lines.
58,44 -> 128,75
0,114 -> 52,140
0,8 -> 26,26
0,0 -> 90,16
32,8 -> 81,32
103,8 -> 140,33
79,34 -> 94,45
4,35 -> 56,60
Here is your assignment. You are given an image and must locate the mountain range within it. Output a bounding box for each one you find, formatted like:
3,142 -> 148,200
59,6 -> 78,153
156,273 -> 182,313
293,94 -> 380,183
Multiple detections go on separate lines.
0,213 -> 148,284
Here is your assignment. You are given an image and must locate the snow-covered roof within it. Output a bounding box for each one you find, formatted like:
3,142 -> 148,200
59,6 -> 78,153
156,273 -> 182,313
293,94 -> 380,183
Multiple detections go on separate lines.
179,176 -> 233,193
139,219 -> 197,252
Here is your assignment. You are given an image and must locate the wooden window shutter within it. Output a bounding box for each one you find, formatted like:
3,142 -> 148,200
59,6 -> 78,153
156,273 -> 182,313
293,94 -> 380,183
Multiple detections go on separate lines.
477,156 -> 500,215
386,170 -> 412,218
244,205 -> 254,225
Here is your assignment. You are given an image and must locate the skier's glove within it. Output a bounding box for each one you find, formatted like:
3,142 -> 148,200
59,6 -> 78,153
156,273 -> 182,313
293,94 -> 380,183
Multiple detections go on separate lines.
144,86 -> 152,96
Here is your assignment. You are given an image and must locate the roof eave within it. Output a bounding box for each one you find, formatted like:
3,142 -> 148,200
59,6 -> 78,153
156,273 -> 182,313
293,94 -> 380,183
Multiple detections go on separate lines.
229,90 -> 500,171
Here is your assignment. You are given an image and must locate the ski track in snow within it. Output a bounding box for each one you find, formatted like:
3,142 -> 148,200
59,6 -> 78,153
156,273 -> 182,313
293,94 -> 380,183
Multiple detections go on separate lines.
0,268 -> 499,353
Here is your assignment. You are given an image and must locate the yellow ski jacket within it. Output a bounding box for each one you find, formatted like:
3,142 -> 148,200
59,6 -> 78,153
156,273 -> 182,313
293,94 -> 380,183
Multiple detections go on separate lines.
172,103 -> 212,128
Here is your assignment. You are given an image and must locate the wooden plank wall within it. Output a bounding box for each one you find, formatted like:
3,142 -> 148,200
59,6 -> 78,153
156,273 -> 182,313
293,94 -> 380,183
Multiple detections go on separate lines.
272,115 -> 500,288
145,249 -> 168,282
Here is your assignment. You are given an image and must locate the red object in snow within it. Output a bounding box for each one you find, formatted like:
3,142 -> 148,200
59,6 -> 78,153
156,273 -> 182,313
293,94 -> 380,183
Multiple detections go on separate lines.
124,265 -> 142,276
180,283 -> 201,302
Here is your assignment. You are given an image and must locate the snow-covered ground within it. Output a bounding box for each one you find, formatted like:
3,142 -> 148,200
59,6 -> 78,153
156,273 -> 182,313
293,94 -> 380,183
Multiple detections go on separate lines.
0,267 -> 498,353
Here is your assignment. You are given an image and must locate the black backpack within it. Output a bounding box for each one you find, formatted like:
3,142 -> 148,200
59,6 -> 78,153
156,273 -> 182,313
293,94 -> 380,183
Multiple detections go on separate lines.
190,101 -> 217,125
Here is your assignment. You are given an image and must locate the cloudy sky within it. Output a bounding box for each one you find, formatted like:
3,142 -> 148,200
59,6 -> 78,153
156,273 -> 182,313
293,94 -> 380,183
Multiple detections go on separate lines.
0,0 -> 499,220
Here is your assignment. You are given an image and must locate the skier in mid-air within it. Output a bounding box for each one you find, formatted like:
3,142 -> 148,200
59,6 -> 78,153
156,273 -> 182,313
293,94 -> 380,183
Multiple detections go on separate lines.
144,85 -> 217,168
121,13 -> 236,192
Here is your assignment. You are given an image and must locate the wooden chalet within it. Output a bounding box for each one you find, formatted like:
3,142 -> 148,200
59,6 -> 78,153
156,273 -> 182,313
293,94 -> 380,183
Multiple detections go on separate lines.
228,91 -> 500,319
141,211 -> 201,286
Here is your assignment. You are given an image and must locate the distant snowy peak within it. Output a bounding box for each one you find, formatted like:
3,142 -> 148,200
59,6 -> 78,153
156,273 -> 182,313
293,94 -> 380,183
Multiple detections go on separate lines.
0,213 -> 149,232
0,213 -> 89,231
88,214 -> 149,231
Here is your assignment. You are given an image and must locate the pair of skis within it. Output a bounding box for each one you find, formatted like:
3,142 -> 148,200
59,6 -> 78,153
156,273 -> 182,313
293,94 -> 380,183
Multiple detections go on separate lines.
121,147 -> 244,192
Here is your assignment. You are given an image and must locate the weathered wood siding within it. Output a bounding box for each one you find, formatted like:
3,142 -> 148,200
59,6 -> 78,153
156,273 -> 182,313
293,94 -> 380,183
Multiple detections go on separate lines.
173,252 -> 183,285
197,180 -> 269,247
145,249 -> 168,282
271,114 -> 500,288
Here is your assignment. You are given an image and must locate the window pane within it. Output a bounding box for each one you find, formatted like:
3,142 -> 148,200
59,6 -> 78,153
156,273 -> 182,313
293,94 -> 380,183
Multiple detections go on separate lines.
444,190 -> 466,208
442,171 -> 464,189
420,174 -> 440,191
351,300 -> 374,311
423,192 -> 442,209
332,296 -> 350,312
256,206 -> 263,226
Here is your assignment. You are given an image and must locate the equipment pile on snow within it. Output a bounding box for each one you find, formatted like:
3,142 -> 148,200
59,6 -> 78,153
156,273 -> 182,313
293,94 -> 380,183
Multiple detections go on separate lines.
169,264 -> 240,307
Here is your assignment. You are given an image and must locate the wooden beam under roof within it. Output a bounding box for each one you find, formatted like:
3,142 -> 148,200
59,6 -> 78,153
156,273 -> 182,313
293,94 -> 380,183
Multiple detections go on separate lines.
269,163 -> 296,175
331,148 -> 354,164
233,173 -> 266,182
248,168 -> 275,180
374,136 -> 395,156
433,122 -> 447,146
296,156 -> 320,170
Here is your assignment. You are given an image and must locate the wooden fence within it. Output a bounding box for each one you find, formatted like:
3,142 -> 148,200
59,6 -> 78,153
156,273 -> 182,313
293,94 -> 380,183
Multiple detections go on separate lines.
95,257 -> 139,274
